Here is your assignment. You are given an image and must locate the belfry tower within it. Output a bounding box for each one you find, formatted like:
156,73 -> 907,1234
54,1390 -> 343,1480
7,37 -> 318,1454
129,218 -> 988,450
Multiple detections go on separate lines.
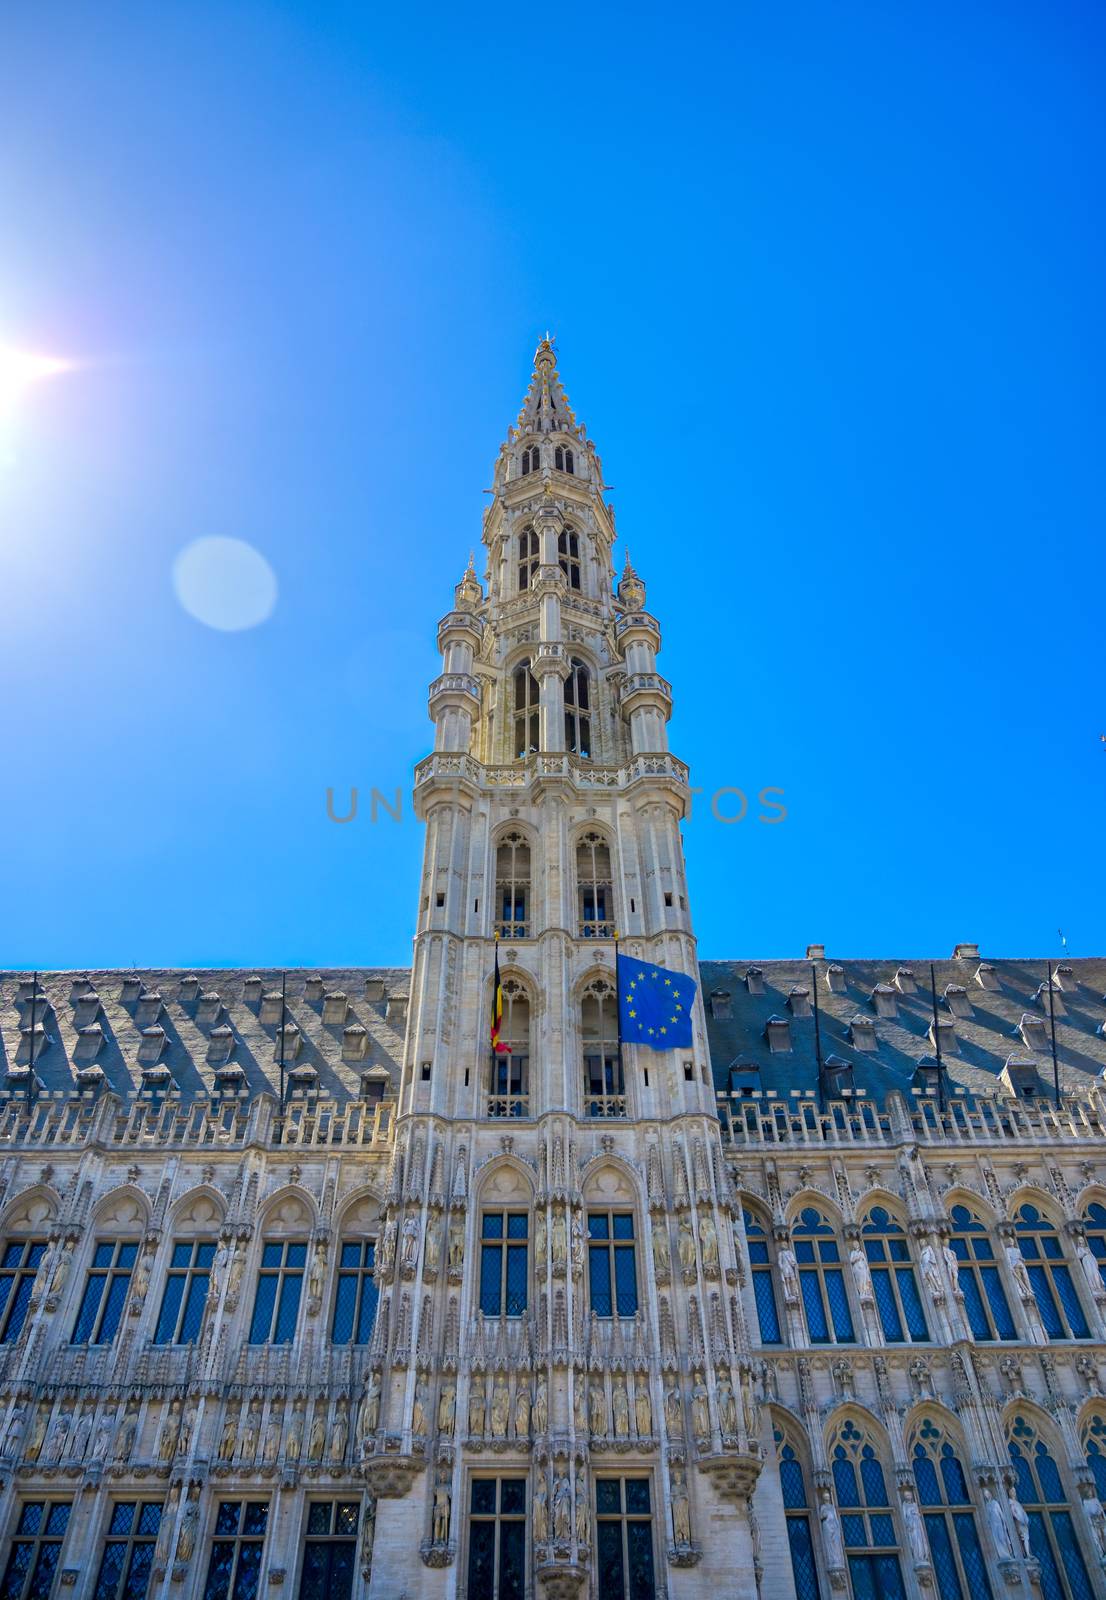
374,340 -> 762,1598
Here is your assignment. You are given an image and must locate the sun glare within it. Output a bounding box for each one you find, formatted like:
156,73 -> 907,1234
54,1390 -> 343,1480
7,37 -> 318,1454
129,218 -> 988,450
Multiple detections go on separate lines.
0,347 -> 74,407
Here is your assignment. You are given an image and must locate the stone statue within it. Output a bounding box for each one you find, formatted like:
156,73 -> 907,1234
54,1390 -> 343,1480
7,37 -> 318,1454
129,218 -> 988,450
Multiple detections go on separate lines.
573,1379 -> 587,1434
132,1247 -> 152,1301
664,1383 -> 682,1437
634,1382 -> 652,1438
263,1407 -> 283,1465
534,1208 -> 547,1264
308,1239 -> 327,1302
553,1470 -> 572,1543
378,1219 -> 397,1277
671,1466 -> 692,1546
984,1488 -> 1014,1560
329,1400 -> 349,1461
468,1381 -> 486,1439
778,1245 -> 800,1300
227,1243 -> 245,1301
91,1410 -> 113,1463
716,1372 -> 737,1436
1,1408 -> 24,1461
533,1473 -> 549,1545
1081,1488 -> 1106,1559
49,1240 -> 72,1300
690,1375 -> 710,1441
490,1376 -> 510,1440
412,1379 -> 431,1439
156,1485 -> 177,1566
210,1240 -> 231,1301
651,1223 -> 670,1277
552,1208 -> 568,1268
1077,1239 -> 1104,1298
902,1493 -> 929,1565
819,1495 -> 844,1567
738,1365 -> 759,1439
240,1401 -> 260,1461
1008,1487 -> 1031,1558
612,1379 -> 630,1439
514,1381 -> 530,1440
360,1373 -> 381,1451
920,1243 -> 944,1297
45,1408 -> 71,1462
849,1242 -> 874,1300
447,1216 -> 464,1273
70,1406 -> 93,1460
1005,1243 -> 1033,1299
533,1374 -> 548,1436
589,1382 -> 607,1438
571,1211 -> 585,1272
26,1405 -> 49,1462
677,1217 -> 696,1272
175,1486 -> 199,1564
575,1470 -> 589,1545
698,1213 -> 719,1272
401,1216 -> 420,1273
285,1399 -> 304,1462
218,1410 -> 238,1462
177,1402 -> 198,1460
157,1402 -> 181,1463
113,1406 -> 138,1464
942,1241 -> 961,1289
307,1408 -> 326,1462
425,1212 -> 443,1276
437,1383 -> 456,1437
432,1478 -> 451,1544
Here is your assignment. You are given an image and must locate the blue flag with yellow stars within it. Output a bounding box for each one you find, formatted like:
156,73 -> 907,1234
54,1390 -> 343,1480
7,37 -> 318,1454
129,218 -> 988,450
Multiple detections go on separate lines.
616,954 -> 697,1050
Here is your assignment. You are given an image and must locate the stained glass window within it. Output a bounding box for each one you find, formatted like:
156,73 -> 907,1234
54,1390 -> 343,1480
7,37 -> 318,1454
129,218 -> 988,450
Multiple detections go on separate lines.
248,1242 -> 306,1344
595,1477 -> 655,1600
298,1502 -> 359,1600
744,1211 -> 782,1344
480,1214 -> 528,1317
1013,1206 -> 1089,1340
0,1242 -> 46,1346
202,1501 -> 268,1600
1007,1414 -> 1094,1600
862,1208 -> 928,1342
910,1419 -> 993,1600
775,1427 -> 821,1600
829,1420 -> 906,1600
1082,1411 -> 1106,1501
793,1209 -> 854,1343
947,1206 -> 1015,1342
0,1502 -> 70,1600
588,1214 -> 637,1318
153,1241 -> 215,1345
72,1242 -> 138,1345
467,1479 -> 525,1600
331,1240 -> 377,1345
92,1502 -> 162,1600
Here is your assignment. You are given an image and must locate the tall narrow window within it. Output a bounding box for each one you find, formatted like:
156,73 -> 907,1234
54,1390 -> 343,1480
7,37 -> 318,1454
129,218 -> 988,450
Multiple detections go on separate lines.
520,446 -> 540,476
517,526 -> 539,589
248,1242 -> 306,1344
581,978 -> 624,1116
588,1213 -> 637,1318
774,1428 -> 821,1600
512,662 -> 539,758
793,1209 -> 854,1344
1013,1204 -> 1089,1339
1082,1203 -> 1106,1291
0,1241 -> 46,1345
564,657 -> 591,755
862,1208 -> 929,1342
744,1211 -> 782,1344
910,1420 -> 993,1600
331,1240 -> 378,1345
201,1501 -> 269,1600
299,1502 -> 359,1600
153,1240 -> 215,1345
467,1479 -> 526,1600
595,1477 -> 655,1600
495,833 -> 530,938
92,1501 -> 162,1600
72,1241 -> 137,1345
558,528 -> 582,590
0,1502 -> 70,1600
829,1420 -> 906,1600
947,1205 -> 1015,1341
479,1213 -> 529,1316
565,447 -> 575,474
576,833 -> 613,937
489,981 -> 529,1118
1083,1410 -> 1106,1501
1007,1414 -> 1093,1600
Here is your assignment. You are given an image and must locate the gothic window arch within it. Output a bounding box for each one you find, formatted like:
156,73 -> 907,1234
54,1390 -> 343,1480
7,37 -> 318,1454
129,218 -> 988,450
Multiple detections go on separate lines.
576,831 -> 614,938
1007,1412 -> 1094,1599
744,1209 -> 782,1344
1013,1204 -> 1089,1339
517,525 -> 539,590
861,1206 -> 929,1342
495,831 -> 531,938
520,445 -> 540,476
1081,1203 -> 1106,1292
558,526 -> 582,590
554,445 -> 575,475
1081,1409 -> 1106,1503
908,1416 -> 994,1600
513,659 -> 539,758
792,1208 -> 855,1344
489,978 -> 530,1118
947,1204 -> 1015,1341
773,1421 -> 822,1600
564,656 -> 591,756
581,975 -> 624,1117
828,1416 -> 906,1600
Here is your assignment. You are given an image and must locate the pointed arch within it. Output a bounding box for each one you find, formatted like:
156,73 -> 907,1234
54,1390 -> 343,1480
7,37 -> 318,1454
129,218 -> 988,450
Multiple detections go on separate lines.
0,1187 -> 57,1349
573,827 -> 616,940
1078,1404 -> 1106,1501
335,1184 -> 384,1235
579,968 -> 623,1115
257,1184 -> 318,1235
860,1202 -> 930,1343
946,1198 -> 1016,1342
825,1409 -> 907,1597
475,1156 -> 533,1321
742,1204 -> 783,1346
788,1201 -> 855,1345
0,1183 -> 62,1235
332,1187 -> 381,1348
484,966 -> 533,1117
91,1183 -> 151,1232
493,823 -> 534,939
474,1154 -> 536,1207
1006,1407 -> 1096,1597
770,1407 -> 824,1600
1011,1199 -> 1090,1339
167,1184 -> 227,1234
905,1407 -> 994,1600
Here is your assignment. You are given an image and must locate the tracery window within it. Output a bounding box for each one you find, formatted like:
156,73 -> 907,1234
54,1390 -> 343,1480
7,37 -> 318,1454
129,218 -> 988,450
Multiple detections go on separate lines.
0,1240 -> 46,1346
248,1241 -> 306,1344
909,1418 -> 993,1600
1013,1204 -> 1089,1339
862,1208 -> 929,1342
1081,1203 -> 1106,1292
489,979 -> 529,1116
517,526 -> 539,591
331,1240 -> 377,1345
774,1426 -> 821,1600
520,446 -> 540,476
553,445 -> 575,474
512,662 -> 539,758
1082,1410 -> 1106,1501
558,527 -> 582,590
299,1500 -> 359,1600
495,832 -> 531,938
793,1209 -> 854,1344
564,657 -> 591,756
744,1211 -> 782,1344
581,977 -> 624,1116
829,1419 -> 906,1600
576,832 -> 613,938
947,1204 -> 1015,1341
1007,1413 -> 1094,1600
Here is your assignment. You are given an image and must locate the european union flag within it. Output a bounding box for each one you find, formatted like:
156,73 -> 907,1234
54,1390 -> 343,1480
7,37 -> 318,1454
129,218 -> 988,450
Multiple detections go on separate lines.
617,954 -> 697,1051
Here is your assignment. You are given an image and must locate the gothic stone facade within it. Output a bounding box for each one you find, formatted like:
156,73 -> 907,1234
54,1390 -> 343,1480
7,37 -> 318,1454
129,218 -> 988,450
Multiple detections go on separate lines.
1,345 -> 1106,1600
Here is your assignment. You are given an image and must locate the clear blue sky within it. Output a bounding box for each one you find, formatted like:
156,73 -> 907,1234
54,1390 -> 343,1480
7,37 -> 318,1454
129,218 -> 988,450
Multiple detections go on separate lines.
1,1 -> 1102,971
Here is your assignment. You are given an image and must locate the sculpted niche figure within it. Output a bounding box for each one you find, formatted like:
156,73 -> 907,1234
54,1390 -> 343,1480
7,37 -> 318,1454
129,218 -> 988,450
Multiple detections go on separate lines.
218,1409 -> 238,1462
551,1208 -> 568,1269
533,1473 -> 549,1545
589,1382 -> 607,1438
359,1373 -> 381,1453
677,1218 -> 696,1273
553,1471 -> 572,1543
533,1375 -> 548,1436
329,1399 -> 349,1461
432,1478 -> 451,1544
285,1399 -> 305,1462
263,1407 -> 283,1465
411,1380 -> 430,1440
778,1244 -> 800,1301
983,1489 -> 1014,1561
575,1469 -> 589,1545
664,1383 -> 682,1437
240,1400 -> 261,1461
819,1494 -> 844,1567
401,1216 -> 420,1274
468,1381 -> 486,1439
113,1406 -> 138,1465
157,1402 -> 181,1463
612,1379 -> 630,1439
634,1382 -> 652,1438
698,1213 -> 719,1273
716,1371 -> 737,1436
437,1383 -> 456,1437
175,1486 -> 199,1564
514,1380 -> 530,1440
671,1467 -> 692,1546
490,1377 -> 510,1440
448,1216 -> 464,1274
307,1407 -> 326,1463
651,1223 -> 670,1277
690,1376 -> 710,1442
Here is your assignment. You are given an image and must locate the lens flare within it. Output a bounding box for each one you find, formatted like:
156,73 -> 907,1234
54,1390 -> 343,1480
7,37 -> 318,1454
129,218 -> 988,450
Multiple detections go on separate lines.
0,348 -> 74,407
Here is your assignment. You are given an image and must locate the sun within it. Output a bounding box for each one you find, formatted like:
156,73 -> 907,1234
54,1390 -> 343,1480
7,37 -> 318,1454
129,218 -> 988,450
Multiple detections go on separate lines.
0,347 -> 74,407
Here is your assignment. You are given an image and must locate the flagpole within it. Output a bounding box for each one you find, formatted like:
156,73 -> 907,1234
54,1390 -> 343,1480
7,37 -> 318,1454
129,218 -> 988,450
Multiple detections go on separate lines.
613,929 -> 624,1103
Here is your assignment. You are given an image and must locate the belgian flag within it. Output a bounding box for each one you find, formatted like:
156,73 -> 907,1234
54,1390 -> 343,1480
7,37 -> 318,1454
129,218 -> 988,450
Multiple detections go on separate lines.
491,935 -> 508,1055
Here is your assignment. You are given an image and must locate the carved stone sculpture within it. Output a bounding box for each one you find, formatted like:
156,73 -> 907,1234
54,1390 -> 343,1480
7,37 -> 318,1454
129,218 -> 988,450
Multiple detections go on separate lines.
285,1399 -> 305,1462
613,1379 -> 630,1439
698,1213 -> 719,1273
359,1373 -> 381,1453
432,1478 -> 451,1544
533,1472 -> 549,1544
533,1374 -> 548,1436
514,1381 -> 530,1440
1005,1244 -> 1033,1299
589,1382 -> 607,1438
113,1407 -> 138,1465
778,1245 -> 800,1301
671,1466 -> 692,1546
553,1470 -> 572,1543
412,1380 -> 430,1439
1007,1487 -> 1031,1558
401,1216 -> 420,1273
218,1410 -> 238,1462
240,1401 -> 260,1461
552,1208 -> 568,1269
716,1372 -> 737,1436
329,1400 -> 349,1462
307,1408 -> 326,1462
920,1243 -> 944,1298
437,1383 -> 456,1437
902,1493 -> 929,1565
652,1224 -> 670,1277
634,1383 -> 651,1438
819,1495 -> 844,1567
575,1469 -> 589,1545
664,1383 -> 682,1437
690,1375 -> 710,1441
263,1408 -> 283,1465
849,1242 -> 874,1301
1080,1488 -> 1106,1560
175,1486 -> 199,1564
448,1216 -> 465,1274
468,1381 -> 486,1439
984,1489 -> 1013,1560
157,1401 -> 181,1463
490,1376 -> 510,1440
677,1217 -> 696,1273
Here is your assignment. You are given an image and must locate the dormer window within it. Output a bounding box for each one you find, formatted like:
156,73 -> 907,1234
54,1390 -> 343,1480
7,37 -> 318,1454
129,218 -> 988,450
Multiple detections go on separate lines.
709,990 -> 732,1020
322,991 -> 349,1025
207,1026 -> 235,1065
975,963 -> 1000,991
136,992 -> 163,1027
74,1024 -> 103,1063
1055,964 -> 1077,993
943,984 -> 972,1019
564,658 -> 591,758
305,976 -> 325,1001
558,527 -> 582,590
520,445 -> 540,475
243,976 -> 263,1003
274,1021 -> 301,1062
870,984 -> 897,1019
787,987 -> 811,1018
260,991 -> 284,1024
137,1026 -> 166,1064
196,991 -> 222,1024
554,445 -> 575,474
848,1016 -> 877,1052
744,967 -> 765,996
1034,982 -> 1065,1016
517,526 -> 539,591
894,967 -> 917,995
513,660 -> 539,757
927,1018 -> 956,1054
342,1024 -> 368,1062
75,992 -> 101,1028
765,1016 -> 791,1053
1018,1013 -> 1049,1053
825,964 -> 847,994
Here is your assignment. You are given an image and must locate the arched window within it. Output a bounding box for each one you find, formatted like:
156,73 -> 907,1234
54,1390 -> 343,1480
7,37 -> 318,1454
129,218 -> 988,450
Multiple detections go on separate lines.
1008,1413 -> 1094,1599
774,1425 -> 822,1600
517,526 -> 539,590
862,1207 -> 929,1342
576,831 -> 613,937
558,527 -> 582,590
744,1210 -> 782,1344
554,445 -> 564,471
947,1204 -> 1015,1341
1082,1410 -> 1106,1502
910,1418 -> 993,1600
565,448 -> 574,474
1082,1203 -> 1106,1292
489,979 -> 530,1118
520,445 -> 540,476
513,661 -> 539,758
564,657 -> 591,756
1013,1204 -> 1089,1339
793,1209 -> 854,1344
581,976 -> 624,1116
495,832 -> 530,938
829,1419 -> 906,1599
